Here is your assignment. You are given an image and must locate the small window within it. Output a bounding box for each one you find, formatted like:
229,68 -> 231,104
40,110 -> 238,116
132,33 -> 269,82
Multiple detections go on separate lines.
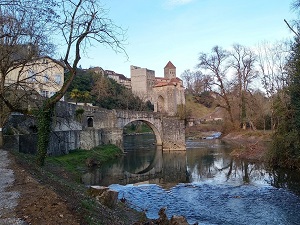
41,90 -> 49,98
87,117 -> 93,127
28,70 -> 36,82
44,74 -> 49,83
55,75 -> 61,84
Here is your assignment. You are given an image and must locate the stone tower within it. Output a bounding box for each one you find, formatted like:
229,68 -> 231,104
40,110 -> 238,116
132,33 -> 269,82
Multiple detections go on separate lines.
164,61 -> 176,79
130,61 -> 185,116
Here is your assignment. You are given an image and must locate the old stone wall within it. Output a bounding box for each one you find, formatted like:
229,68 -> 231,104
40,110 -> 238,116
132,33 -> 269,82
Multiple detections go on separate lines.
161,117 -> 186,150
130,65 -> 155,100
153,85 -> 185,116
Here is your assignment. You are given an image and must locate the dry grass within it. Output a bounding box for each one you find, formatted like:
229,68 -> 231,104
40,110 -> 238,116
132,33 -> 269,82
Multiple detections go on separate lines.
185,95 -> 214,119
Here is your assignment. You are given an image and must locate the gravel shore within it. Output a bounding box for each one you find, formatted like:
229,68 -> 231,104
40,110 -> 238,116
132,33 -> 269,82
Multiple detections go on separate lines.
0,150 -> 26,225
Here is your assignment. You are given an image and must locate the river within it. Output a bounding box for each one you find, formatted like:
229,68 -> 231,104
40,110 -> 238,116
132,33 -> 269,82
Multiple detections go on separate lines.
82,133 -> 300,225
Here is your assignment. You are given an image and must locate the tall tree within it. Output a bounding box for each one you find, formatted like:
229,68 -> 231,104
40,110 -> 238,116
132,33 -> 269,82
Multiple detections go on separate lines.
0,0 -> 126,165
197,46 -> 234,125
36,0 -> 126,166
269,0 -> 300,168
0,0 -> 57,147
181,69 -> 194,94
257,41 -> 290,129
229,44 -> 257,129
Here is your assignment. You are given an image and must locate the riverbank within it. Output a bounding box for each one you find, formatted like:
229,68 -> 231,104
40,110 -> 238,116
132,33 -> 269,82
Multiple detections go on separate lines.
8,146 -> 147,225
222,130 -> 272,161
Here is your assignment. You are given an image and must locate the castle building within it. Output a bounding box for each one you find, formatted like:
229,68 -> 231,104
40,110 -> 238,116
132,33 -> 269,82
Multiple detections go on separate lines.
131,61 -> 185,116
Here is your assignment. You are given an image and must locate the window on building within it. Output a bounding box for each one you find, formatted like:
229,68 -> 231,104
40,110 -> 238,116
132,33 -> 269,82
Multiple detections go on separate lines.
55,75 -> 61,84
44,74 -> 49,83
28,70 -> 36,82
41,90 -> 49,98
87,117 -> 93,127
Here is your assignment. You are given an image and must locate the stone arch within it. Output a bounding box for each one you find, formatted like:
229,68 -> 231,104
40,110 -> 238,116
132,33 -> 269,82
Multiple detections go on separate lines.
123,119 -> 162,146
87,117 -> 93,127
157,95 -> 165,113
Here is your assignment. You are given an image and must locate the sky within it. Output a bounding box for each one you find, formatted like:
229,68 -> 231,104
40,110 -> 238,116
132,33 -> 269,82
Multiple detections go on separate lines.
78,0 -> 297,78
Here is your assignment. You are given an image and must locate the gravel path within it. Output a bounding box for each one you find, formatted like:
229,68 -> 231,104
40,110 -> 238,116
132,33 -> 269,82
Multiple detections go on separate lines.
0,150 -> 26,225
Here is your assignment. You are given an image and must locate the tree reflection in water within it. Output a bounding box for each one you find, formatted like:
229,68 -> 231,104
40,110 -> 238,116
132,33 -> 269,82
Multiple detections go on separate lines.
82,137 -> 300,195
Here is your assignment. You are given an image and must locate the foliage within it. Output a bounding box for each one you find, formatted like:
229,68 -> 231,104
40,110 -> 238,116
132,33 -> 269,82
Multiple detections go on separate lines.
36,106 -> 53,166
65,68 -> 154,111
269,37 -> 300,169
176,104 -> 190,120
75,108 -> 85,121
194,91 -> 215,108
66,69 -> 97,93
123,122 -> 152,134
92,74 -> 153,111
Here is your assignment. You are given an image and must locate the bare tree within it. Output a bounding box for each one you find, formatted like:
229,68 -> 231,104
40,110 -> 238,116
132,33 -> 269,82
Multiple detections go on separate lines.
35,0 -> 126,165
181,69 -> 194,94
229,44 -> 258,129
197,46 -> 234,124
0,0 -> 57,147
257,41 -> 290,129
0,0 -> 126,165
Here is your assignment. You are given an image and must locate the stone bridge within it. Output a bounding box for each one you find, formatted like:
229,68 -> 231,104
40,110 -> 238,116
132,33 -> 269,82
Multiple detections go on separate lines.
79,105 -> 186,151
4,102 -> 186,155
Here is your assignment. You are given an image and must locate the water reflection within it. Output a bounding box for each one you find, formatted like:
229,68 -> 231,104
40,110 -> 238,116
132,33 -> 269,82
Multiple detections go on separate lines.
82,134 -> 300,193
82,135 -> 275,188
82,134 -> 300,224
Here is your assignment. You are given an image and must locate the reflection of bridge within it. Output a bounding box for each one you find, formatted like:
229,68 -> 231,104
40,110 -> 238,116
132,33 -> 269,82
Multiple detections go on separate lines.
82,148 -> 189,187
79,106 -> 186,151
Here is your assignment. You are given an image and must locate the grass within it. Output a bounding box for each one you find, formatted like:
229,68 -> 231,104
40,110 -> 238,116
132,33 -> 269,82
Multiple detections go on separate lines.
123,123 -> 153,134
46,144 -> 123,173
185,94 -> 214,119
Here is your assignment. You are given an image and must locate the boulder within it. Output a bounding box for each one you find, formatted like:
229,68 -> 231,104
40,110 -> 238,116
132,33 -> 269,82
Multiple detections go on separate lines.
96,189 -> 118,208
170,215 -> 189,225
87,186 -> 118,208
87,186 -> 108,197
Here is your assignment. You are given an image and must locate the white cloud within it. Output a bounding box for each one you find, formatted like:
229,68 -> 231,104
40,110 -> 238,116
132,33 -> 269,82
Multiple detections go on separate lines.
165,0 -> 194,7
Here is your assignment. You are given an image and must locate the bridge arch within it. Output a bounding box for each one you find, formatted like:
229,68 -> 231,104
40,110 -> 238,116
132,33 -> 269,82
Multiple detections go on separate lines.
123,119 -> 162,146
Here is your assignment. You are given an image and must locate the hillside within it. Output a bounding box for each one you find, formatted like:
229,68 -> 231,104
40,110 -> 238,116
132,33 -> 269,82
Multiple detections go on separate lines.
185,94 -> 215,119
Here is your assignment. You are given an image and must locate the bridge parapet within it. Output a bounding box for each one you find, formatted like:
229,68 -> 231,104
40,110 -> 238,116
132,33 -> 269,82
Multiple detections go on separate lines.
52,104 -> 186,152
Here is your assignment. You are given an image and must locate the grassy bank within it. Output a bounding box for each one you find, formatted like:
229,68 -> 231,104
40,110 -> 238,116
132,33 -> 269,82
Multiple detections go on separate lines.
11,144 -> 145,225
46,144 -> 122,174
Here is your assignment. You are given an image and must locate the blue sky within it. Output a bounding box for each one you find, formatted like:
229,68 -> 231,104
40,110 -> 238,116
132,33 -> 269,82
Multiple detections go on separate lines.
79,0 -> 296,78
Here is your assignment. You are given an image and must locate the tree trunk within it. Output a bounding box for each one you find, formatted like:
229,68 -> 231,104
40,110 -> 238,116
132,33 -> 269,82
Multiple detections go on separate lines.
0,129 -> 3,148
36,107 -> 53,166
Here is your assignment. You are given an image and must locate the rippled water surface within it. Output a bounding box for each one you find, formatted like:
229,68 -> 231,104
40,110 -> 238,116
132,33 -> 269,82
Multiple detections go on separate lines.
83,134 -> 300,224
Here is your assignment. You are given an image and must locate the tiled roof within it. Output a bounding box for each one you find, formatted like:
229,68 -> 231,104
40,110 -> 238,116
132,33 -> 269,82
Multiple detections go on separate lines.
117,73 -> 129,81
164,61 -> 176,69
170,77 -> 182,82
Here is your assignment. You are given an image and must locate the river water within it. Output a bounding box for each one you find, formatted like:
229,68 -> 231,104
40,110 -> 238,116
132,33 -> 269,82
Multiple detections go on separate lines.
82,133 -> 300,225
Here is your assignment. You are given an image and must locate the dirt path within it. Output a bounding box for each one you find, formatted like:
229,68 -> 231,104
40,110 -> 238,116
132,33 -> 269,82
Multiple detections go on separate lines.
0,150 -> 26,224
1,149 -> 81,225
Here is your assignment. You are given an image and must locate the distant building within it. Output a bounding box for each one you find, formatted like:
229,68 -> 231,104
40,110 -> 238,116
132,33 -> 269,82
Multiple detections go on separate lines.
105,70 -> 131,89
87,66 -> 105,75
131,61 -> 185,116
4,56 -> 65,100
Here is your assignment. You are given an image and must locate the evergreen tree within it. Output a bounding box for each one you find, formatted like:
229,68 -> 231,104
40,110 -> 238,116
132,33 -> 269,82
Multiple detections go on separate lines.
270,38 -> 300,168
